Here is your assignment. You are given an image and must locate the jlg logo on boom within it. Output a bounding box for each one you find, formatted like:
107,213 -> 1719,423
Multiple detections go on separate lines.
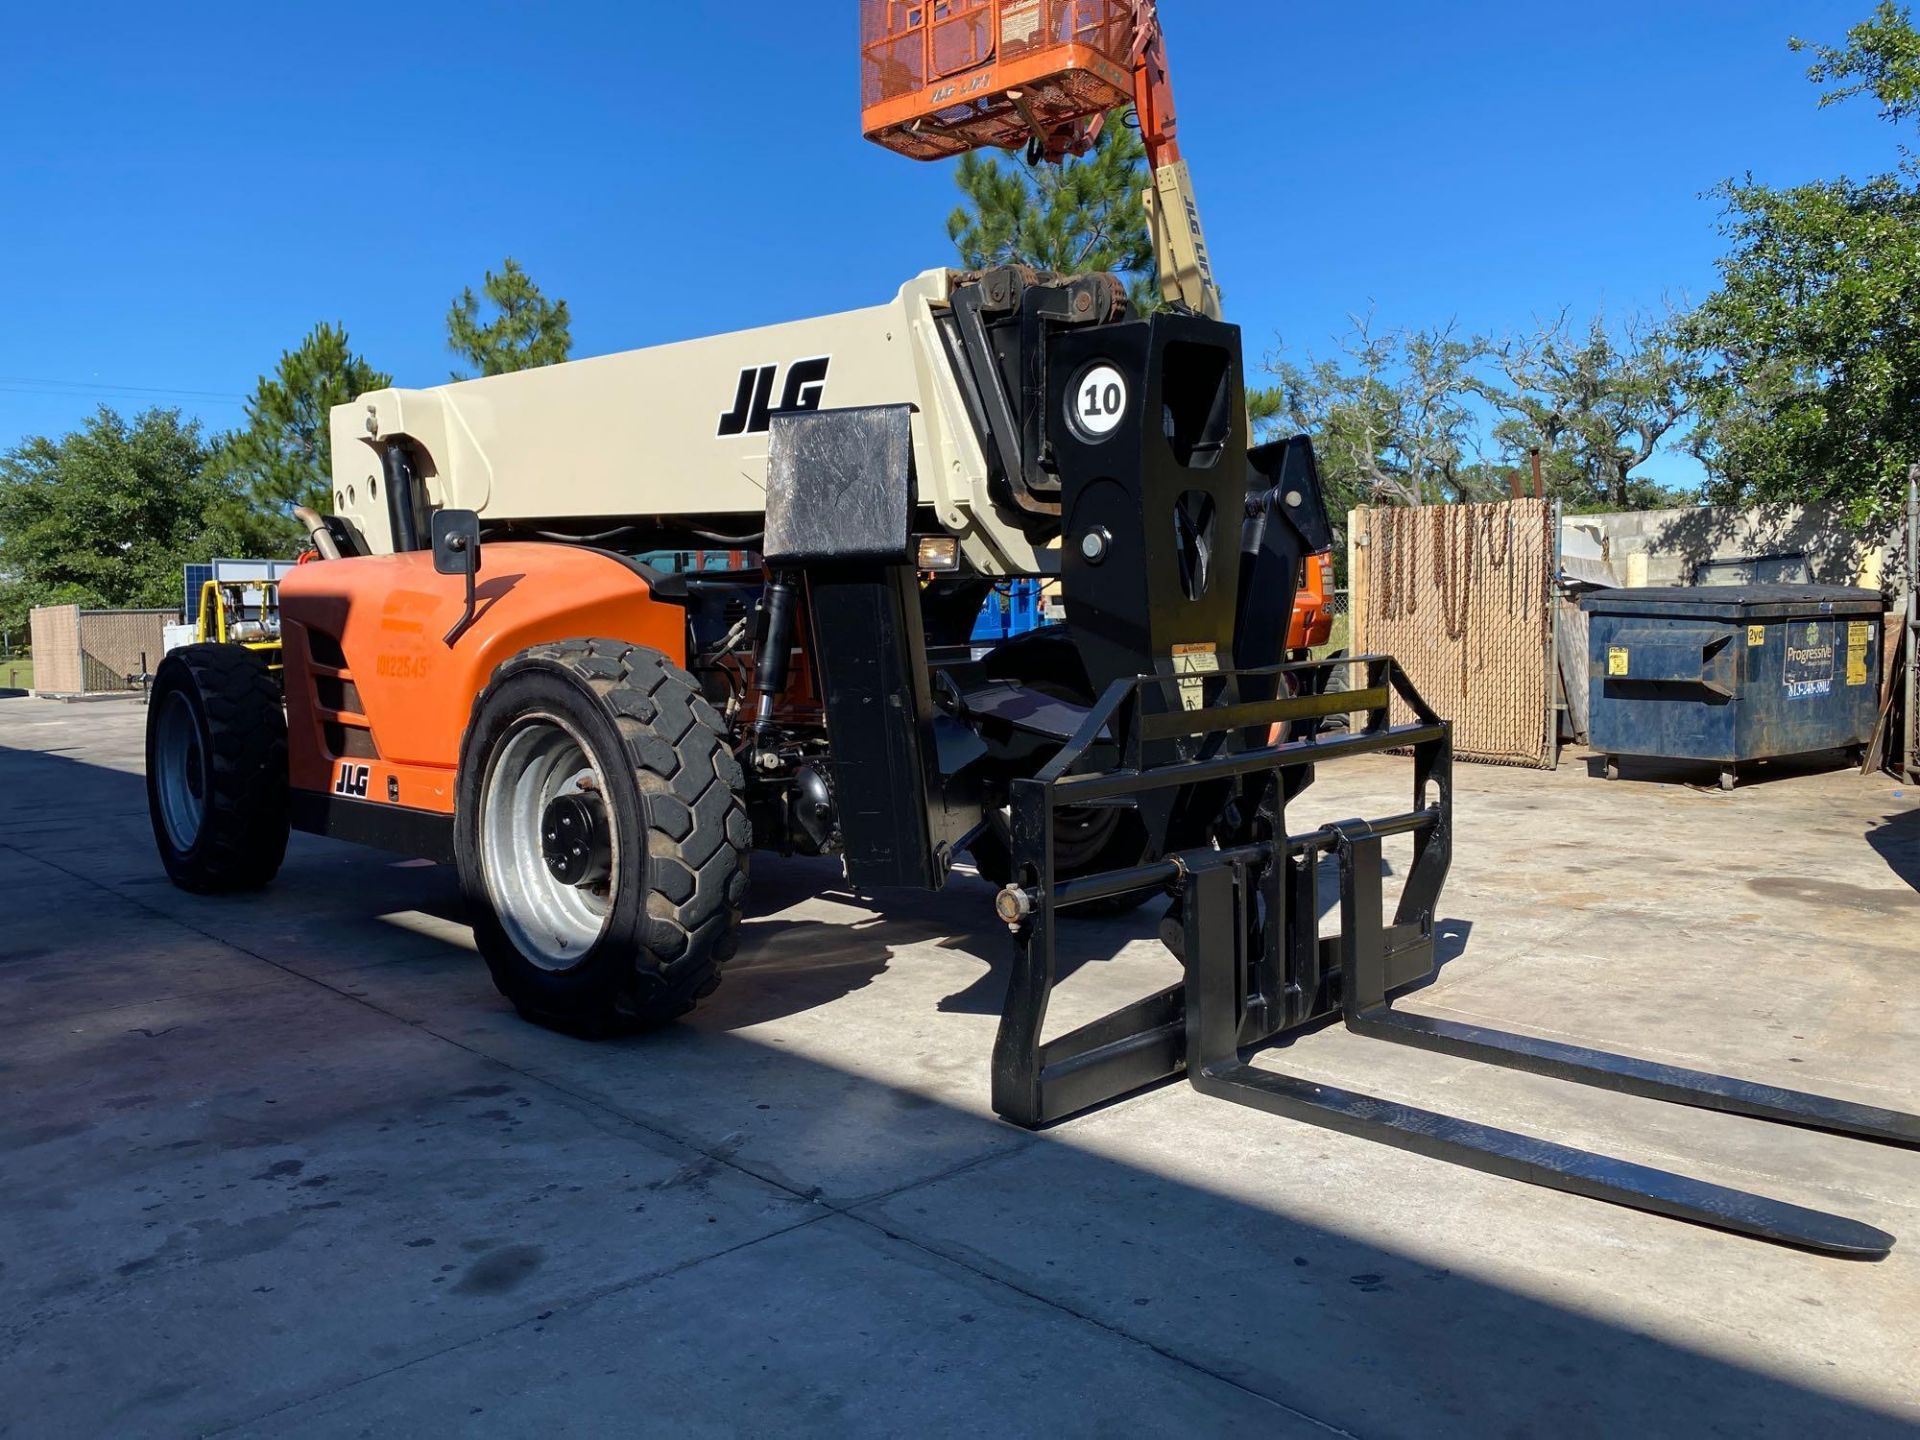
716,357 -> 830,437
333,762 -> 370,799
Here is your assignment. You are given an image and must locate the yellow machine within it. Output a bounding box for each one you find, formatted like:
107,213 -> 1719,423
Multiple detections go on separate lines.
194,578 -> 282,672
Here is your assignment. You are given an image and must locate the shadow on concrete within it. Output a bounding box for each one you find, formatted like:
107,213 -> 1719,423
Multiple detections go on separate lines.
1583,747 -> 1866,791
1,740 -> 1913,1435
1866,808 -> 1920,895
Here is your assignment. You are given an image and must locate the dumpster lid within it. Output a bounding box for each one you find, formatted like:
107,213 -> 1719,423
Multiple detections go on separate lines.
1578,584 -> 1884,620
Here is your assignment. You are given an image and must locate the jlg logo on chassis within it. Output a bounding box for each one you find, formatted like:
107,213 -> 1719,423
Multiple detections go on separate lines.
716,357 -> 830,437
333,762 -> 370,799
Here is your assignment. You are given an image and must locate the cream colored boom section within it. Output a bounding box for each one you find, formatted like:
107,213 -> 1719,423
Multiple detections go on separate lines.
327,269 -> 1048,577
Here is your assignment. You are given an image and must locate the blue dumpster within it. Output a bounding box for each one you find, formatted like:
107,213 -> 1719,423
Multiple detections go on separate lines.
1580,585 -> 1884,789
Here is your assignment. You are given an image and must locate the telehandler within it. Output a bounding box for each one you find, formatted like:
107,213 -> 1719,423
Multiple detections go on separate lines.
146,0 -> 1916,1256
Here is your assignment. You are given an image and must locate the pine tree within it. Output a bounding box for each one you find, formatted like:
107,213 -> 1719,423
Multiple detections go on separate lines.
946,111 -> 1157,309
213,323 -> 391,550
446,257 -> 573,378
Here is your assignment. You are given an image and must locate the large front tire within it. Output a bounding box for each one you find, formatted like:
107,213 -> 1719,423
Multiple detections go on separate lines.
456,640 -> 750,1033
145,644 -> 289,893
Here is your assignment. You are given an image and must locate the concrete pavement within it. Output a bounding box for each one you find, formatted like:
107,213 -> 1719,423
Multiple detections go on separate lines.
2,695 -> 1917,1436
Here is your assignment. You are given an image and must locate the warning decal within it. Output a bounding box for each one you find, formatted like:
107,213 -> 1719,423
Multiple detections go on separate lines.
1000,0 -> 1041,44
1784,620 -> 1835,699
1846,621 -> 1871,686
1171,643 -> 1219,712
1607,647 -> 1629,677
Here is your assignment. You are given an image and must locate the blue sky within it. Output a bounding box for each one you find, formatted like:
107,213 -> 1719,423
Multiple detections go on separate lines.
0,1 -> 1904,487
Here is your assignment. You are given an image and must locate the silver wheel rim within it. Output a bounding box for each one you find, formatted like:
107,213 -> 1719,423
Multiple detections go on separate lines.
154,690 -> 207,851
480,714 -> 615,970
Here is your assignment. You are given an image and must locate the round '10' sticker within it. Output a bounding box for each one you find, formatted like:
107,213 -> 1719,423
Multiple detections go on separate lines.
1069,363 -> 1128,440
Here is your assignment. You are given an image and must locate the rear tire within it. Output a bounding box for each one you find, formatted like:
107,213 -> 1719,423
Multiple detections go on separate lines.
1312,648 -> 1351,736
456,639 -> 750,1033
145,644 -> 289,893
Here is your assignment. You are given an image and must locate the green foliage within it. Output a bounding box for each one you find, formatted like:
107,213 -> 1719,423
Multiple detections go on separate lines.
1245,385 -> 1287,436
1255,320 -> 1500,512
1681,168 -> 1920,525
947,111 -> 1156,309
0,408 -> 252,632
1257,311 -> 1698,517
1684,4 -> 1920,527
447,257 -> 573,378
1795,1 -> 1920,122
211,322 -> 390,551
1491,312 -> 1700,512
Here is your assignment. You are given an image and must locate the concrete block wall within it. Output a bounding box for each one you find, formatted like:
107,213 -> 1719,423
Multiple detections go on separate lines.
1562,503 -> 1894,591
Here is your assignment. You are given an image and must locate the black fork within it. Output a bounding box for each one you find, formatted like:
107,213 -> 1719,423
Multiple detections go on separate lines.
991,659 -> 1915,1259
1176,824 -> 1908,1259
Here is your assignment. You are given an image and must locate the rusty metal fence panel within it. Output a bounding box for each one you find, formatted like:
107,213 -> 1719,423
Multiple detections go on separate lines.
1350,498 -> 1560,768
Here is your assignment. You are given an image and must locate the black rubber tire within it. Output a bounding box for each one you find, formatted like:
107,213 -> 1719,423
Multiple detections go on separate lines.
1314,648 -> 1351,736
455,639 -> 750,1033
145,643 -> 289,894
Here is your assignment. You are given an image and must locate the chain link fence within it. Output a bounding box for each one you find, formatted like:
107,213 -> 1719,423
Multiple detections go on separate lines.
1350,498 -> 1559,768
0,628 -> 29,692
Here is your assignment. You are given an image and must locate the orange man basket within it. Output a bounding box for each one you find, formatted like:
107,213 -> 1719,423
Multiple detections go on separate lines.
861,0 -> 1141,160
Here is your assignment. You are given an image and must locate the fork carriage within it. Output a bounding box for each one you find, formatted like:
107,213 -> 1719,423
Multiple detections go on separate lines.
991,657 -> 1918,1258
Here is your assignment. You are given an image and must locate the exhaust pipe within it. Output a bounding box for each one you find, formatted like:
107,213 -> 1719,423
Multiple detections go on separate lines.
292,506 -> 342,561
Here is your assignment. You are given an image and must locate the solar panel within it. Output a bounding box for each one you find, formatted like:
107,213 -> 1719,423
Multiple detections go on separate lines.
183,564 -> 214,627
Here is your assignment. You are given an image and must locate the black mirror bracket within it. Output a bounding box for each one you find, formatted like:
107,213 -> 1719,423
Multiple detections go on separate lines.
431,509 -> 483,646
